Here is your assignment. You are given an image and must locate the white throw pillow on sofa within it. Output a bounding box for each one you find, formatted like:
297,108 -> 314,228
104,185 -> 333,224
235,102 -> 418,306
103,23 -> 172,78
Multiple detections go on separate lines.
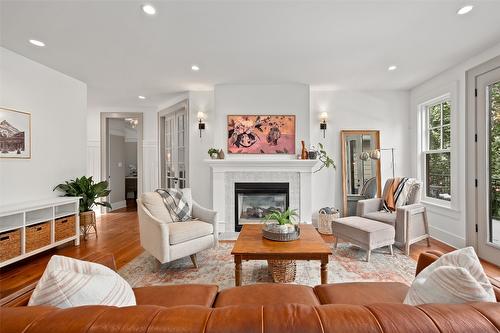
404,247 -> 496,305
28,255 -> 136,308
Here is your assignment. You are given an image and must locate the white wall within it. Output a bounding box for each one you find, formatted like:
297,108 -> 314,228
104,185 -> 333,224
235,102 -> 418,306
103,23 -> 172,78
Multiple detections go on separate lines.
188,91 -> 215,208
0,47 -> 87,205
409,42 -> 500,248
310,90 -> 411,221
214,84 -> 310,157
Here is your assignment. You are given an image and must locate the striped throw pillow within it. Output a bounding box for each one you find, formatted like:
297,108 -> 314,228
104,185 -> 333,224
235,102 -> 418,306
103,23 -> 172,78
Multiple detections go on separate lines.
28,255 -> 136,308
404,247 -> 496,305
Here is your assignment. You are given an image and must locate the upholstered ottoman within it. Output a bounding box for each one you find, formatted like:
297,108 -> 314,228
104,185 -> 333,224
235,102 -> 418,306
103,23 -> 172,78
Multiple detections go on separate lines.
332,216 -> 395,262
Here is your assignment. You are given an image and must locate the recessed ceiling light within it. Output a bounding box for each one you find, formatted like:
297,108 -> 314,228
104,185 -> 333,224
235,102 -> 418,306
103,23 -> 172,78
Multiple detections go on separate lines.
138,95 -> 146,99
191,65 -> 200,71
457,5 -> 473,15
29,39 -> 45,47
141,4 -> 156,15
388,65 -> 397,71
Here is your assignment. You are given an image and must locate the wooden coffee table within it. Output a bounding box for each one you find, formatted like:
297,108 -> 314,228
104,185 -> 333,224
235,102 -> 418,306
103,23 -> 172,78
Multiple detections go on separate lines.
231,224 -> 332,286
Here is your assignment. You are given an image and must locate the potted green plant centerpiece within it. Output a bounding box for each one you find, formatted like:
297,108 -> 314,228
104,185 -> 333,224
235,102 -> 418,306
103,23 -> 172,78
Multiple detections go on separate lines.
262,208 -> 300,241
53,176 -> 111,239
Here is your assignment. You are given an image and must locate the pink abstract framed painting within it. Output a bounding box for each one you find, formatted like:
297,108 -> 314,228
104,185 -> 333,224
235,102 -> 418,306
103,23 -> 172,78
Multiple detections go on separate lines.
227,115 -> 295,154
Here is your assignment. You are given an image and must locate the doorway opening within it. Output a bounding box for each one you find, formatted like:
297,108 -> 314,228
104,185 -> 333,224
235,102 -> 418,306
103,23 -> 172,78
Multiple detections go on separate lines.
100,113 -> 143,213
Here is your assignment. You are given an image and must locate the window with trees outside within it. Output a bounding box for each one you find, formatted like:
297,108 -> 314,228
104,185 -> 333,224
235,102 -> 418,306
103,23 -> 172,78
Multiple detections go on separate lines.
424,99 -> 451,202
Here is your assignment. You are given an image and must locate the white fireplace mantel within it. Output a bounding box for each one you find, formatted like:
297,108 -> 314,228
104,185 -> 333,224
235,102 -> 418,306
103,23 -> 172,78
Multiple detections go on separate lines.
205,158 -> 319,233
204,158 -> 319,172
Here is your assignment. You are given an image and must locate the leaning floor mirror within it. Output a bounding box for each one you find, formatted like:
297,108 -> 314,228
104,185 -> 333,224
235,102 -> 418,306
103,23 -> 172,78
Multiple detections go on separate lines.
341,130 -> 382,216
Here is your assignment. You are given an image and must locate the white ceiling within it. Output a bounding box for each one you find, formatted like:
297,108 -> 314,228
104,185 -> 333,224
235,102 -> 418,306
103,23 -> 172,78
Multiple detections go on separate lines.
1,0 -> 500,108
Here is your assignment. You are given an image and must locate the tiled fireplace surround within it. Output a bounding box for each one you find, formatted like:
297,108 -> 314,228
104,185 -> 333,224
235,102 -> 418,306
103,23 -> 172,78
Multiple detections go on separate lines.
205,159 -> 319,236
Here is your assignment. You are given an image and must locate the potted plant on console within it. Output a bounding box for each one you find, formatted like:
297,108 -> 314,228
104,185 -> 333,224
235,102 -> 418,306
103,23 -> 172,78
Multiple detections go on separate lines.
54,176 -> 111,240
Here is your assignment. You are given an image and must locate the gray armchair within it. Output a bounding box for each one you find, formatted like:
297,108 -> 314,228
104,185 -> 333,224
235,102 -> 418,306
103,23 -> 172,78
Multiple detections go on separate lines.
346,177 -> 378,216
357,178 -> 430,255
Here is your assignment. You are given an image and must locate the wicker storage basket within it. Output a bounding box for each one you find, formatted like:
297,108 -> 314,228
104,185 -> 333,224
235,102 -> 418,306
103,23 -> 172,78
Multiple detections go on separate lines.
55,215 -> 76,241
318,211 -> 341,235
0,228 -> 21,262
267,259 -> 297,283
26,221 -> 51,253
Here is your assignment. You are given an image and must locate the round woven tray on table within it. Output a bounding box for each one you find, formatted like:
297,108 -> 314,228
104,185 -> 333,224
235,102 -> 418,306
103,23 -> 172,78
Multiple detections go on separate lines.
262,226 -> 300,242
318,211 -> 341,235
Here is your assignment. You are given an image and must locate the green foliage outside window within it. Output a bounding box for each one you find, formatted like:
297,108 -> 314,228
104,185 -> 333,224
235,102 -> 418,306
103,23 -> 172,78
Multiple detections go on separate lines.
489,82 -> 500,219
426,100 -> 451,201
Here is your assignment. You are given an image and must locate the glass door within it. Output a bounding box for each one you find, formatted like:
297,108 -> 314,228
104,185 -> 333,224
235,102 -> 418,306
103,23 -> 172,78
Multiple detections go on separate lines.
176,111 -> 187,188
159,101 -> 189,189
163,114 -> 176,188
476,66 -> 500,265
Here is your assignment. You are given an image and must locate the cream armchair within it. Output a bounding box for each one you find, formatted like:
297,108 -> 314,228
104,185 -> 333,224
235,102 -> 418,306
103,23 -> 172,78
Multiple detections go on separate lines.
137,190 -> 218,268
357,179 -> 430,255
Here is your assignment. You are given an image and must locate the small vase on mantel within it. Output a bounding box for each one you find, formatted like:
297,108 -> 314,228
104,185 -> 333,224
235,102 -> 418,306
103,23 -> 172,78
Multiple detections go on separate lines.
300,141 -> 308,160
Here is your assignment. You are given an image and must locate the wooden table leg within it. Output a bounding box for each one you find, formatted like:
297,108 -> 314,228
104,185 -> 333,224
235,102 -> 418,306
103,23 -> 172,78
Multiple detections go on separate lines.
320,256 -> 328,284
234,255 -> 242,286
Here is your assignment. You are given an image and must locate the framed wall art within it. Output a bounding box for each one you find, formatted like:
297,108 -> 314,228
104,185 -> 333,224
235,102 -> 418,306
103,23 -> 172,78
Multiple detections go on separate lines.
227,115 -> 295,154
0,107 -> 31,159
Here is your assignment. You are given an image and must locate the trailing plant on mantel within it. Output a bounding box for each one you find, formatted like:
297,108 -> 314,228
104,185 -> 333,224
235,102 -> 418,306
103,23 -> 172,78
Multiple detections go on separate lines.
53,176 -> 111,212
314,143 -> 336,173
264,208 -> 298,225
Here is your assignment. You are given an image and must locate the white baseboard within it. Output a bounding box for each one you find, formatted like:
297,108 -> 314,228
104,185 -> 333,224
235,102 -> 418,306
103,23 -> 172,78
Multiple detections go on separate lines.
110,200 -> 127,211
429,225 -> 465,249
217,222 -> 226,233
219,232 -> 239,241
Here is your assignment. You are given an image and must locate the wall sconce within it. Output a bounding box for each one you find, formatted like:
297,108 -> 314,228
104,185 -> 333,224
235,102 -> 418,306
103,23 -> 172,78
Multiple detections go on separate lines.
197,111 -> 206,138
319,112 -> 328,138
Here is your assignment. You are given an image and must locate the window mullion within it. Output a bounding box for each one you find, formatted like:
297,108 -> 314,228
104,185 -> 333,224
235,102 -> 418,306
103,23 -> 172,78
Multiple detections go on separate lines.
440,102 -> 444,149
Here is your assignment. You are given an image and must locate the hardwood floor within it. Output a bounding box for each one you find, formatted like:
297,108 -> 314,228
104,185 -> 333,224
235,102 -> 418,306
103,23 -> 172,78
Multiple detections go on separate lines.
1,207 -> 499,299
0,205 -> 142,299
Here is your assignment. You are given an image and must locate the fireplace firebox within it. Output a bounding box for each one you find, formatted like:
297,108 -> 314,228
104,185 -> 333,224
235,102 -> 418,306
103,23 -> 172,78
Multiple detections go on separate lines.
234,182 -> 289,232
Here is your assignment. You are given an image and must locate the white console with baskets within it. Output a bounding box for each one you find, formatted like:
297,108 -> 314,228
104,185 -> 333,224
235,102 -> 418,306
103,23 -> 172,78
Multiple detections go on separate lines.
0,197 -> 80,268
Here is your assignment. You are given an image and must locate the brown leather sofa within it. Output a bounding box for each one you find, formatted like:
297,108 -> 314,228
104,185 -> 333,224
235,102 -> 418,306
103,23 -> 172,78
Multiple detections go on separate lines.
1,251 -> 499,332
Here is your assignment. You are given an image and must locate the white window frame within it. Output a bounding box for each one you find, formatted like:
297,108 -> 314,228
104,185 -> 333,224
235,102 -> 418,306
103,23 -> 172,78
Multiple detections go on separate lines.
418,92 -> 455,208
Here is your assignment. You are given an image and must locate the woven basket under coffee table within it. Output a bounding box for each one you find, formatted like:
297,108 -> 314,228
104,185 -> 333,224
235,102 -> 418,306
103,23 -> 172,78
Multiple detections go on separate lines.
267,259 -> 297,283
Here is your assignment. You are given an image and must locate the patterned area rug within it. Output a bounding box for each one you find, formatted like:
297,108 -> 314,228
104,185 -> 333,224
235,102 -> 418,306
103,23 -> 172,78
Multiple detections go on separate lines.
119,242 -> 416,289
